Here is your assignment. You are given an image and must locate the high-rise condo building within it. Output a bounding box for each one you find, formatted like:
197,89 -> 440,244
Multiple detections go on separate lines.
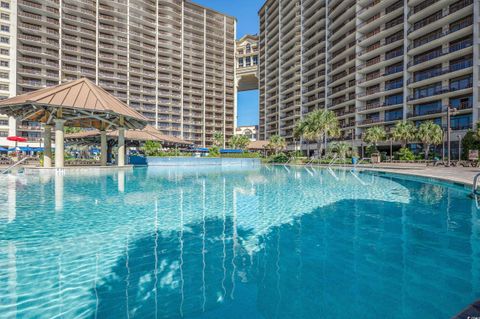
259,0 -> 476,153
0,0 -> 236,147
0,0 -> 14,142
236,34 -> 259,92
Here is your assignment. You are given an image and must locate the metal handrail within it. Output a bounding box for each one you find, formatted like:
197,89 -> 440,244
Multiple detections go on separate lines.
1,157 -> 30,175
472,173 -> 480,195
328,154 -> 338,168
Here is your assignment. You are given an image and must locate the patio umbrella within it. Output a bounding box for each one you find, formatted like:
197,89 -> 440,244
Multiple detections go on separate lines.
0,146 -> 7,152
7,136 -> 27,148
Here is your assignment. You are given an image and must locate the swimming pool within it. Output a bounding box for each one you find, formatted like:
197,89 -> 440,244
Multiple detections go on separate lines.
0,166 -> 478,318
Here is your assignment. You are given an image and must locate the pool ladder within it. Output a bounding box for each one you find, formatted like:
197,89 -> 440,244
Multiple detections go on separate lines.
472,173 -> 480,196
0,157 -> 30,175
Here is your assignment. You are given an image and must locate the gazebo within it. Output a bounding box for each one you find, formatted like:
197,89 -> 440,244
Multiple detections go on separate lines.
65,125 -> 192,162
0,78 -> 148,168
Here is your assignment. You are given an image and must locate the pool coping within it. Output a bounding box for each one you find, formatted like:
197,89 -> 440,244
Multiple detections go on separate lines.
270,163 -> 475,190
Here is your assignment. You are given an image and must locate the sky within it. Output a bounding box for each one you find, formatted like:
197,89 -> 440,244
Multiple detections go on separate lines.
193,0 -> 262,127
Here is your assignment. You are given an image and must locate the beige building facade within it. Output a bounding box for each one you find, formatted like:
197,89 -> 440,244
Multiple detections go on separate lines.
259,0 -> 477,151
0,0 -> 237,148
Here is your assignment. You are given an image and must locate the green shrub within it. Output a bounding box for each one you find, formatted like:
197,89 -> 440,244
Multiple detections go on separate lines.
365,145 -> 377,157
221,152 -> 261,158
462,130 -> 480,160
397,147 -> 415,161
268,152 -> 289,163
208,146 -> 220,157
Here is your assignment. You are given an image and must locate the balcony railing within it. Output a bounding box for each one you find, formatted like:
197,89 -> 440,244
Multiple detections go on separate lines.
408,0 -> 472,34
408,59 -> 473,84
408,39 -> 473,67
408,83 -> 473,101
408,17 -> 473,51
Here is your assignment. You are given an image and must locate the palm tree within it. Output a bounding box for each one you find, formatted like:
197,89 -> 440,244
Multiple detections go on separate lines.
213,131 -> 224,147
268,134 -> 286,155
329,141 -> 351,161
392,120 -> 416,148
294,119 -> 315,157
417,121 -> 443,160
363,126 -> 386,151
228,135 -> 250,150
301,109 -> 340,158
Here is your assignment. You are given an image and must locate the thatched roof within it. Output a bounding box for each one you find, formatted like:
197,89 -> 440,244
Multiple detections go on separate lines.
247,140 -> 269,150
0,78 -> 148,130
65,125 -> 192,147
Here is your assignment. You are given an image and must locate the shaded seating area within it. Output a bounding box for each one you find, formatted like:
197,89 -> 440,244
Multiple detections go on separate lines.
65,125 -> 192,164
0,78 -> 147,168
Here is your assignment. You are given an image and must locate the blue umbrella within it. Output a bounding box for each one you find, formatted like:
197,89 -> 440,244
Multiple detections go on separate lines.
19,146 -> 34,152
0,146 -> 7,152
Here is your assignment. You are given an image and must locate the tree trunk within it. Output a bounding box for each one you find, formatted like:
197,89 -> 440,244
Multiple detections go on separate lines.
317,137 -> 323,159
424,143 -> 430,160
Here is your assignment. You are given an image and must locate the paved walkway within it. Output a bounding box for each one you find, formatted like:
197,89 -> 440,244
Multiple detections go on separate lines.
360,165 -> 480,186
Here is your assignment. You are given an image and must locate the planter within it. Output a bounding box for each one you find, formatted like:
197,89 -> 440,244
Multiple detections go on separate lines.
371,153 -> 381,163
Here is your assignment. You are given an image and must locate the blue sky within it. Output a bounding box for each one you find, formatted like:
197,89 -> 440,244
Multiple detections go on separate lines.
193,0 -> 262,127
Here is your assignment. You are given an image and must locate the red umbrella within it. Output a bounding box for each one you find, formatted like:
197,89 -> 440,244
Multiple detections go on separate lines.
7,136 -> 27,149
7,136 -> 27,143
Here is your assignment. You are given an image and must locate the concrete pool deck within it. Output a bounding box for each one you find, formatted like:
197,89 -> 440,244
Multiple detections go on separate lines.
360,165 -> 480,187
284,162 -> 480,187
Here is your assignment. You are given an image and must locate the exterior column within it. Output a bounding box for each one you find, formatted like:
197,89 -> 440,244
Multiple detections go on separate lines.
118,127 -> 125,166
100,130 -> 107,166
54,119 -> 65,168
43,124 -> 52,168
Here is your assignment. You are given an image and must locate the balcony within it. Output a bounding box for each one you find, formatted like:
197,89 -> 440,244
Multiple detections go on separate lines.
408,0 -> 472,36
408,59 -> 473,85
407,17 -> 473,53
407,39 -> 472,69
408,83 -> 473,101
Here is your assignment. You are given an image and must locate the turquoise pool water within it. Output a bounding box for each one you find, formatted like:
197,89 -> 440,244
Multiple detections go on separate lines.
0,166 -> 479,318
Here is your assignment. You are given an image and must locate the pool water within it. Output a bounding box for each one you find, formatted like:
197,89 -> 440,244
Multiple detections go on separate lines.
0,166 -> 479,318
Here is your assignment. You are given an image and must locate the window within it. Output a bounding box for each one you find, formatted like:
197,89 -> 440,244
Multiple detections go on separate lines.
0,48 -> 8,55
253,55 -> 258,65
385,77 -> 403,90
450,114 -> 472,130
413,82 -> 442,99
0,84 -> 8,90
450,56 -> 472,71
0,2 -> 9,9
0,36 -> 8,43
0,119 -> 7,125
450,75 -> 472,91
414,64 -> 442,82
415,118 -> 441,127
384,93 -> 403,106
414,101 -> 442,116
1,13 -> 9,20
1,25 -> 9,32
0,60 -> 8,67
0,72 -> 7,78
238,58 -> 243,67
246,44 -> 251,54
385,108 -> 403,121
450,95 -> 472,110
246,56 -> 251,66
385,62 -> 403,75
